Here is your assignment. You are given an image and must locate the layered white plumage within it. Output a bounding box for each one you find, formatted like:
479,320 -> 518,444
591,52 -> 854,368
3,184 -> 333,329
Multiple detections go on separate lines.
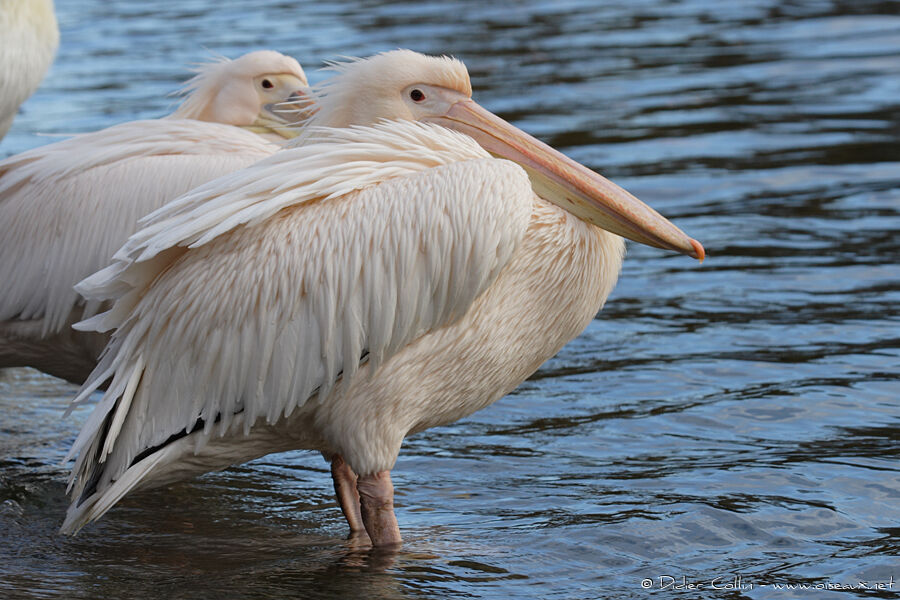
0,0 -> 58,141
0,121 -> 275,342
59,50 -> 700,540
63,121 -> 544,532
0,51 -> 306,383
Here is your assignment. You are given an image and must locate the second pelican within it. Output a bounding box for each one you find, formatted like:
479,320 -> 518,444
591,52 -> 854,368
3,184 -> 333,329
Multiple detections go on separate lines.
0,50 -> 307,383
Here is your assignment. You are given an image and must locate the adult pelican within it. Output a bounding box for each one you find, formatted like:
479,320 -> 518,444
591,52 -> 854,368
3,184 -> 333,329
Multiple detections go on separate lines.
0,50 -> 307,384
0,0 -> 58,141
62,50 -> 704,545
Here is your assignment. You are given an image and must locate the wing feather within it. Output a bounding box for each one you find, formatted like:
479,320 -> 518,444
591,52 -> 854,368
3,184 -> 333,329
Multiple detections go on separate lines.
0,119 -> 276,335
65,123 -> 534,524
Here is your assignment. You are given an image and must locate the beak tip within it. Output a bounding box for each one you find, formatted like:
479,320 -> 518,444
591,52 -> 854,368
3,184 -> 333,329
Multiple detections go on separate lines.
690,238 -> 706,263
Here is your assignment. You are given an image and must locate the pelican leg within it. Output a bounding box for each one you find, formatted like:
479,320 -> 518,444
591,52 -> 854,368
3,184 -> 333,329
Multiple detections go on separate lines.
357,470 -> 402,547
331,455 -> 365,533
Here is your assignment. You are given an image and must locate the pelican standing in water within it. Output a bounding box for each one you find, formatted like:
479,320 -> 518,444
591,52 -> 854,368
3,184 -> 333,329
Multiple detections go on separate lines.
62,51 -> 704,545
0,0 -> 58,141
0,51 -> 307,384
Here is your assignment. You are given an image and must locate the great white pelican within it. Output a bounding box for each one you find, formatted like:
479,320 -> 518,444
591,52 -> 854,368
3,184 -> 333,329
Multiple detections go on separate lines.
0,50 -> 307,384
62,51 -> 704,545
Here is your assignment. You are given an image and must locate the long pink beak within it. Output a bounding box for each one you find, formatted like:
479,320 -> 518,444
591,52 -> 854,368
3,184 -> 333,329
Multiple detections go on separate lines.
427,99 -> 704,261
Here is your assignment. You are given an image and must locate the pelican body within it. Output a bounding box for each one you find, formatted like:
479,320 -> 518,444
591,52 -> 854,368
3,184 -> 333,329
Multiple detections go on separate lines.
0,51 -> 307,383
63,51 -> 704,544
0,0 -> 58,141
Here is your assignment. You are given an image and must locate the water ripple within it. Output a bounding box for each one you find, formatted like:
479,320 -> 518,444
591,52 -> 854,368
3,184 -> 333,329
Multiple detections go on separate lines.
2,0 -> 899,598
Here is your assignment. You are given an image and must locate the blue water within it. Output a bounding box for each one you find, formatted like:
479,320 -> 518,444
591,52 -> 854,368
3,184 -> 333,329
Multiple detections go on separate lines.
2,1 -> 898,598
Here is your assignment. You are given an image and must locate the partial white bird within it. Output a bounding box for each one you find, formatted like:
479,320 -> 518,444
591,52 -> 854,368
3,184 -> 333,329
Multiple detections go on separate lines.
0,50 -> 307,384
0,0 -> 58,141
62,50 -> 704,544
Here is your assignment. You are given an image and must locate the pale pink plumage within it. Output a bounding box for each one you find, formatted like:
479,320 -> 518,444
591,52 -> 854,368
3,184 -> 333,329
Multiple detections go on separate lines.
62,51 -> 701,544
0,51 -> 307,383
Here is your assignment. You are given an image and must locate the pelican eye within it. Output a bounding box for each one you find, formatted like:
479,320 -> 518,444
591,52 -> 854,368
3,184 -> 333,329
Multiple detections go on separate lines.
261,79 -> 274,89
410,89 -> 425,102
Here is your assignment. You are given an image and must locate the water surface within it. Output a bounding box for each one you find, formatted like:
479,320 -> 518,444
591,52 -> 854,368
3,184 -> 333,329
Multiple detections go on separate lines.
2,1 -> 898,598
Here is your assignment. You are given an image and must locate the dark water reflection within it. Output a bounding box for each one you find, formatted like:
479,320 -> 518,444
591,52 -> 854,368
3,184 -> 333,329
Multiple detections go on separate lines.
2,0 -> 899,598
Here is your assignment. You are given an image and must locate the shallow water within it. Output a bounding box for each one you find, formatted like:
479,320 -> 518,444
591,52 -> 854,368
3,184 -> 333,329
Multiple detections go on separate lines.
2,0 -> 898,598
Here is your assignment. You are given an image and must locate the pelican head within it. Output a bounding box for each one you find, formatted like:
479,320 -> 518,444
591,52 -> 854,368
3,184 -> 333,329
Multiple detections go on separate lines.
171,50 -> 308,139
308,50 -> 704,259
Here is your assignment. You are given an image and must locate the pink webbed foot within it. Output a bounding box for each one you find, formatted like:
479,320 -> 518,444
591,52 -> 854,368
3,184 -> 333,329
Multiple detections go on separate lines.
331,455 -> 366,534
357,470 -> 402,547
